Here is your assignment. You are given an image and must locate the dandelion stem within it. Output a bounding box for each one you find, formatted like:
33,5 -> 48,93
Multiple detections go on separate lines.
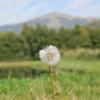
49,66 -> 55,100
8,70 -> 12,79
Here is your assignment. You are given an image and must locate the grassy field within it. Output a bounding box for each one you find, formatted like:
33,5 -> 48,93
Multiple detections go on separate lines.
0,55 -> 100,100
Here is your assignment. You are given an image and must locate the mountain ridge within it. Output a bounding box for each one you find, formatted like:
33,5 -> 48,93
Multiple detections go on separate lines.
0,12 -> 100,32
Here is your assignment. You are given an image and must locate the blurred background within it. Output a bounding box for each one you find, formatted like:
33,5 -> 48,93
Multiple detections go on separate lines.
0,0 -> 100,100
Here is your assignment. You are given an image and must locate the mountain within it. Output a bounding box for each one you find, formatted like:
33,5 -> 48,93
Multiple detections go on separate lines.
87,20 -> 100,28
0,12 -> 99,32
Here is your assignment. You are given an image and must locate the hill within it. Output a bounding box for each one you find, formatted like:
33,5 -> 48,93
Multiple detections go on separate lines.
0,12 -> 99,32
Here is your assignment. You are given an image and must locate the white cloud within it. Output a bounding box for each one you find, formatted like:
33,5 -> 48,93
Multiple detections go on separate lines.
0,0 -> 49,25
0,0 -> 100,26
13,0 -> 31,7
24,0 -> 49,18
0,0 -> 30,8
66,0 -> 92,9
64,0 -> 100,17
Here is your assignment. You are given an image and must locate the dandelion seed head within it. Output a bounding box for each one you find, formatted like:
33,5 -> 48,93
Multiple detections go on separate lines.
39,45 -> 60,65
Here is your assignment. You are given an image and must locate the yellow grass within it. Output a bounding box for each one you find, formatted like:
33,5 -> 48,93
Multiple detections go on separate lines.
0,61 -> 33,68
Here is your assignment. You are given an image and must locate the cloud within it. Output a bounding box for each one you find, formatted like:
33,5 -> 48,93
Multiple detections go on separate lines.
64,0 -> 100,17
24,0 -> 49,18
13,0 -> 30,7
0,0 -> 30,9
66,0 -> 92,9
0,0 -> 49,25
0,0 -> 100,26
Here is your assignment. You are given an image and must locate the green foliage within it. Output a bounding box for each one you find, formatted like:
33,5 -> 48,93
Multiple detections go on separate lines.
0,57 -> 100,100
0,32 -> 30,60
90,29 -> 100,48
0,25 -> 100,60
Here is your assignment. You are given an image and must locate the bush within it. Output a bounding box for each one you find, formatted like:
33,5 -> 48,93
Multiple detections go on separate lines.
0,32 -> 30,61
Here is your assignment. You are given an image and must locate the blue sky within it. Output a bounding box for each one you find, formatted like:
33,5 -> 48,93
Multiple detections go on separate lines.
0,0 -> 100,26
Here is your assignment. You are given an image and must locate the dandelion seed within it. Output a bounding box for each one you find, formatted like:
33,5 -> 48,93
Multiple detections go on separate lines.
39,45 -> 60,65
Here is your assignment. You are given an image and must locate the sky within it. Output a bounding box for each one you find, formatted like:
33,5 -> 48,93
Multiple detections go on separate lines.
0,0 -> 100,26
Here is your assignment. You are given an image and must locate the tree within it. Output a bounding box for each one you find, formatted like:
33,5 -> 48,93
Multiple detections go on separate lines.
0,32 -> 30,60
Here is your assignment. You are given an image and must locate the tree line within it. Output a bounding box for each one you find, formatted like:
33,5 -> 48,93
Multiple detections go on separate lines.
0,25 -> 100,60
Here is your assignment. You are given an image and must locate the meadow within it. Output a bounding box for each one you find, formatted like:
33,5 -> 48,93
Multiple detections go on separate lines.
0,50 -> 100,100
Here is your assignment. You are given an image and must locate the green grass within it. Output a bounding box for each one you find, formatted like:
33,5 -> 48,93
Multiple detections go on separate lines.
0,57 -> 100,100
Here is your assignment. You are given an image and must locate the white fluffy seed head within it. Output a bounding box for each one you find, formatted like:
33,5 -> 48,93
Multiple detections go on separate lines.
39,45 -> 60,65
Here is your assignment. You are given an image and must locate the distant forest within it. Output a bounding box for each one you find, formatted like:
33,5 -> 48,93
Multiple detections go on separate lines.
0,25 -> 100,60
